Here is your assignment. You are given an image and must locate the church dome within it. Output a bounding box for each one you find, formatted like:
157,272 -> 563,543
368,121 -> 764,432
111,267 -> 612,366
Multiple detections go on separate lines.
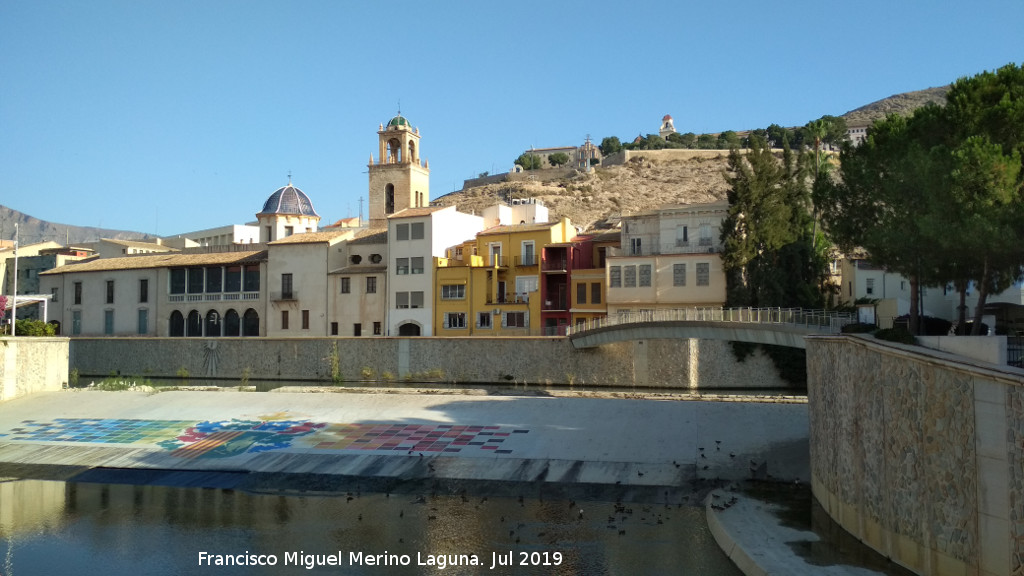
387,115 -> 411,128
260,184 -> 320,217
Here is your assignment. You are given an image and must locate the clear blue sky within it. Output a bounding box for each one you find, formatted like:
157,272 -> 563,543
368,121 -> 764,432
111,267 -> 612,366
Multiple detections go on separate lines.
1,1 -> 1021,240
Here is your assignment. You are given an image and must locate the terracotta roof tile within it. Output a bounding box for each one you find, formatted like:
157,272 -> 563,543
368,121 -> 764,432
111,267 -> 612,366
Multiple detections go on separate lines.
41,250 -> 267,275
267,230 -> 353,245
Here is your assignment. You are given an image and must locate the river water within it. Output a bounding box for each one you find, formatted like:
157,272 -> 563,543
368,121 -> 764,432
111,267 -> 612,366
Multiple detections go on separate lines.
0,478 -> 741,576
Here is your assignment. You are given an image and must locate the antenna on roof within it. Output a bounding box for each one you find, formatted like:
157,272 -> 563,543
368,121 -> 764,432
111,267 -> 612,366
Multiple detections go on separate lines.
397,100 -> 401,116
287,171 -> 292,185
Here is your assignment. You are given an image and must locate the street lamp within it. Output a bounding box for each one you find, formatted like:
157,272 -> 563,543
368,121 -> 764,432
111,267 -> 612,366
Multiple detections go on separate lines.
10,223 -> 17,337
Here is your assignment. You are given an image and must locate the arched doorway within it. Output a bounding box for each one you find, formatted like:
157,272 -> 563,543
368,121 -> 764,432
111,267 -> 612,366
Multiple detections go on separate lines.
398,322 -> 421,336
242,308 -> 260,336
186,310 -> 202,336
224,309 -> 240,336
205,310 -> 221,337
169,311 -> 185,337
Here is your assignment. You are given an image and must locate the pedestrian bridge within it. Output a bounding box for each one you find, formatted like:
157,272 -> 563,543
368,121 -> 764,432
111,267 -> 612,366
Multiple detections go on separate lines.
567,308 -> 854,350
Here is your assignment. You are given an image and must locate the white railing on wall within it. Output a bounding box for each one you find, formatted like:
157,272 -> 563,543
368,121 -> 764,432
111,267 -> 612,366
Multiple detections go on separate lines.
566,307 -> 856,336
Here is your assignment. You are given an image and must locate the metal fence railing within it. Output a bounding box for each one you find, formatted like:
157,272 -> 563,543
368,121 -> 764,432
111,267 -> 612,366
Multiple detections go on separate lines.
1009,337 -> 1023,368
564,307 -> 856,336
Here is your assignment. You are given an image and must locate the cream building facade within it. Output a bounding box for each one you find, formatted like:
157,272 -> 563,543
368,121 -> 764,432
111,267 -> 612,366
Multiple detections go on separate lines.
606,201 -> 728,315
387,206 -> 483,336
329,229 -> 388,337
265,230 -> 353,338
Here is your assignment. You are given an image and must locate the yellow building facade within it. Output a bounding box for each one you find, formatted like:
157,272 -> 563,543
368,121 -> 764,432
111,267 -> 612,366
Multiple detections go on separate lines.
434,219 -> 575,336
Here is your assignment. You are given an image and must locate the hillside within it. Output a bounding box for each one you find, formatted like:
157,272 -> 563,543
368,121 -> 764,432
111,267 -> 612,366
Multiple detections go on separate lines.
0,205 -> 152,246
432,153 -> 733,231
841,85 -> 949,126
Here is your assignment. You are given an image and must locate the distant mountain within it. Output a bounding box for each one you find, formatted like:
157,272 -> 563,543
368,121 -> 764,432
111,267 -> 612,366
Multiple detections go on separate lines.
841,85 -> 950,127
0,205 -> 153,246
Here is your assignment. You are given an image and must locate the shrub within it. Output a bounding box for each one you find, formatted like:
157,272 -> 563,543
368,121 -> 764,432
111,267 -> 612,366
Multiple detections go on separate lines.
874,328 -> 916,345
13,318 -> 56,336
840,322 -> 877,334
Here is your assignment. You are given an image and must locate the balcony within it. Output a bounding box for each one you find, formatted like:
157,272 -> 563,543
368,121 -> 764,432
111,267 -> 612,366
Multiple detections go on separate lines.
513,255 -> 537,267
485,292 -> 530,305
608,242 -> 720,257
542,297 -> 568,311
541,259 -> 568,272
271,290 -> 298,301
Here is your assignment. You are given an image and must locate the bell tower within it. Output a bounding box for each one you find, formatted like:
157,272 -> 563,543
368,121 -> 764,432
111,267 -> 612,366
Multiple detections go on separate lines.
368,113 -> 430,225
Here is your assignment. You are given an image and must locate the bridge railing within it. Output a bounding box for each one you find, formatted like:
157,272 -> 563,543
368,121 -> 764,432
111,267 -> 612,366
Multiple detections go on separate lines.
565,307 -> 856,336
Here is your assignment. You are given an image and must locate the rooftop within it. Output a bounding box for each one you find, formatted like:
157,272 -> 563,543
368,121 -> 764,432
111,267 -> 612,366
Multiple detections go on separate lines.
41,250 -> 267,275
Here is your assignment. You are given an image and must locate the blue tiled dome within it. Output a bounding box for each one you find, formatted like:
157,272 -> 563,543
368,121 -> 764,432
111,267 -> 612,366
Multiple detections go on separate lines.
260,184 -> 319,217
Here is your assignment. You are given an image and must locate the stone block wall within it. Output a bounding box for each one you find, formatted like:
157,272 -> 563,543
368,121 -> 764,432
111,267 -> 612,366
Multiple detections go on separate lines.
0,337 -> 68,402
67,337 -> 789,390
807,334 -> 1023,576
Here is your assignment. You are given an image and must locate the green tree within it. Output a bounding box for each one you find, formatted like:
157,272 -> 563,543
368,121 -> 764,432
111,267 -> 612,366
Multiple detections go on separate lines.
599,136 -> 621,155
14,318 -> 56,336
514,153 -> 543,170
548,152 -> 570,167
818,110 -> 948,334
667,132 -> 696,148
716,130 -> 741,149
696,133 -> 717,149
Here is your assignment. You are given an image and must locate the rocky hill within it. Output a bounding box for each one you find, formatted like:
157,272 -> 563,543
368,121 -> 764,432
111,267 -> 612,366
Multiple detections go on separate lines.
0,205 -> 152,246
841,85 -> 949,126
432,153 -> 733,231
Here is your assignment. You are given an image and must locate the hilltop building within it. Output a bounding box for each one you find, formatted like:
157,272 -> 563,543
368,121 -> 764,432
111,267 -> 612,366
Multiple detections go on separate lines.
659,114 -> 676,139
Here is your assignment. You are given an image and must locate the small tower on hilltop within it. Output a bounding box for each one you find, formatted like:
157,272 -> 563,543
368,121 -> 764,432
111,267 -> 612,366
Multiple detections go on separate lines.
367,113 -> 430,226
659,114 -> 676,139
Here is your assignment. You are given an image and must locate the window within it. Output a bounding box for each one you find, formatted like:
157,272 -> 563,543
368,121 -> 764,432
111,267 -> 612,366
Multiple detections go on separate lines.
396,292 -> 409,309
505,311 -> 526,328
576,283 -> 587,305
302,310 -> 309,330
373,322 -> 382,335
139,278 -> 149,303
441,284 -> 465,299
866,278 -> 875,295
74,281 -> 82,304
521,241 -> 535,266
696,263 -> 710,286
354,323 -> 362,336
411,291 -> 424,308
489,244 -> 502,266
699,224 -> 713,246
350,254 -> 362,265
591,283 -> 602,304
396,223 -> 409,241
187,268 -> 204,293
630,237 -> 642,255
341,277 -> 351,294
366,276 -> 377,294
205,268 -> 222,293
477,312 -> 492,328
106,280 -> 115,304
411,257 -> 424,274
137,309 -> 148,335
515,276 -> 538,294
281,273 -> 293,299
411,222 -> 425,240
624,266 -> 636,288
370,253 -> 382,264
331,322 -> 338,336
72,310 -> 81,335
673,263 -> 687,286
51,287 -> 59,303
445,312 -> 466,329
243,265 -> 260,292
104,310 -> 114,335
639,264 -> 652,287
676,225 -> 689,246
609,266 -> 621,288
396,258 -> 409,275
284,226 -> 293,237
225,266 -> 241,292
281,310 -> 289,330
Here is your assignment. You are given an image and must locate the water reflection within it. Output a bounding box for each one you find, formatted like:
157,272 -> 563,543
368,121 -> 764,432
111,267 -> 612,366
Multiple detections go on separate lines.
0,479 -> 741,575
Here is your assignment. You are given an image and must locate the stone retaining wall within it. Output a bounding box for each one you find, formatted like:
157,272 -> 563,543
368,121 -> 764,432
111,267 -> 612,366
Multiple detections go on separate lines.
0,337 -> 69,402
68,337 -> 790,389
807,334 -> 1023,576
